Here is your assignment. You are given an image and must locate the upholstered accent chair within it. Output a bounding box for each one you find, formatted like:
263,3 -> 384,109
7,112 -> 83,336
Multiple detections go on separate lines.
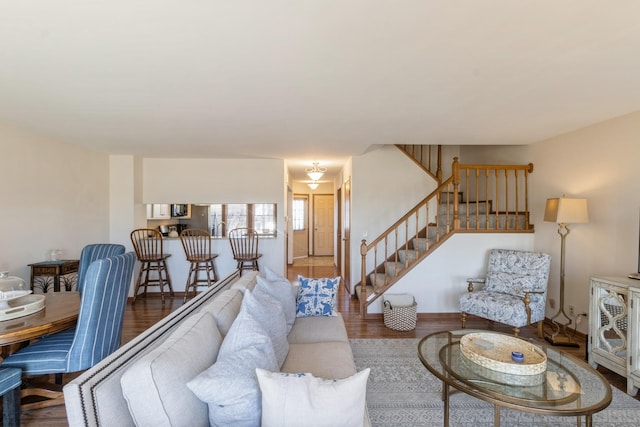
76,243 -> 125,292
0,252 -> 135,409
459,249 -> 551,337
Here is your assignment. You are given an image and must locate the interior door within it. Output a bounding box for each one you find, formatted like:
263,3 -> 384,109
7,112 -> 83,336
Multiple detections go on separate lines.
313,194 -> 334,256
293,195 -> 309,258
343,178 -> 351,289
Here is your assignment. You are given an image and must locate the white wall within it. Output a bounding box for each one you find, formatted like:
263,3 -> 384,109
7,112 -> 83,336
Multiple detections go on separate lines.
0,124 -> 110,282
529,111 -> 640,333
374,233 -> 534,314
350,145 -> 439,292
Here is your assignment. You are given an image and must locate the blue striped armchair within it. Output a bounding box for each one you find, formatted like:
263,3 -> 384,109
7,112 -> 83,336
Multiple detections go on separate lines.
76,243 -> 125,293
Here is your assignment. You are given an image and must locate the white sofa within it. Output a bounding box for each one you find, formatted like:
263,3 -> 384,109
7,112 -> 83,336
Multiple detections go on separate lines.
63,270 -> 370,427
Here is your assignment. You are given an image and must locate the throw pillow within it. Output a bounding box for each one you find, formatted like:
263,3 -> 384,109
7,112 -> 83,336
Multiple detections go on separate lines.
255,368 -> 370,427
255,275 -> 297,332
296,276 -> 340,317
242,288 -> 289,367
187,331 -> 278,427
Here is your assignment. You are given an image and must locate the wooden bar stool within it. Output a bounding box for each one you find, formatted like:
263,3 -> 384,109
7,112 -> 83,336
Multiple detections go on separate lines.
179,228 -> 219,302
130,228 -> 174,304
228,227 -> 262,276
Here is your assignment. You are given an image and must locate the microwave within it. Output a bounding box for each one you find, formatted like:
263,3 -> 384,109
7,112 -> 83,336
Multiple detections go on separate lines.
171,204 -> 189,217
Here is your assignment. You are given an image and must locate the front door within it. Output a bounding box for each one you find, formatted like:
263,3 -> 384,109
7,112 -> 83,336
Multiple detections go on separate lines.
313,194 -> 334,256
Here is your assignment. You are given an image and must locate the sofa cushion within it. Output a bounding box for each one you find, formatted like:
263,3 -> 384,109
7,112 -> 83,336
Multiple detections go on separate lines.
230,271 -> 258,292
296,276 -> 340,317
281,341 -> 356,379
201,289 -> 243,336
242,288 -> 289,367
287,313 -> 349,344
187,329 -> 277,427
256,368 -> 370,427
255,275 -> 297,333
120,311 -> 221,427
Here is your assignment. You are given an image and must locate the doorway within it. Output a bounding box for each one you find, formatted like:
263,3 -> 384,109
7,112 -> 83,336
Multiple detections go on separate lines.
292,195 -> 309,259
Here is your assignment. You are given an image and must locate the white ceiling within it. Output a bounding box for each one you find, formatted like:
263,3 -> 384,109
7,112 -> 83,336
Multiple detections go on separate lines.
1,1 -> 639,181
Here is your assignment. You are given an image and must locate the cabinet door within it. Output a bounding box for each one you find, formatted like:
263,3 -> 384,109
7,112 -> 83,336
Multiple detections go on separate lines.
148,204 -> 171,219
591,282 -> 627,358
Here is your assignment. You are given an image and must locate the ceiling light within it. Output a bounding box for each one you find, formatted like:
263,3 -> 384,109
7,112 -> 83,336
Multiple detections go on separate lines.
305,162 -> 327,181
308,182 -> 319,190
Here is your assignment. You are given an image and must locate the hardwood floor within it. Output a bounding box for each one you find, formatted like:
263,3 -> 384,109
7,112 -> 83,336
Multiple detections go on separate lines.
16,258 -> 637,426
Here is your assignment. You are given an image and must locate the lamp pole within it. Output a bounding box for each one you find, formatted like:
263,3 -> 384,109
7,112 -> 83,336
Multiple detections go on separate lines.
545,223 -> 580,347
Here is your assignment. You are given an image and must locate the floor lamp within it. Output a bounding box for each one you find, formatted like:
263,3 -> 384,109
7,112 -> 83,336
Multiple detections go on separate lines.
543,195 -> 589,347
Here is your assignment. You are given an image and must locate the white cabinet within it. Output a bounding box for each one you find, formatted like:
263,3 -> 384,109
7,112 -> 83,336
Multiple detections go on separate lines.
146,204 -> 171,219
628,286 -> 640,395
588,276 -> 640,394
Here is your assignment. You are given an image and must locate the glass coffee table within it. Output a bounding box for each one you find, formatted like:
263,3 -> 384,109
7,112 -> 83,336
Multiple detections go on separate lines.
418,330 -> 612,427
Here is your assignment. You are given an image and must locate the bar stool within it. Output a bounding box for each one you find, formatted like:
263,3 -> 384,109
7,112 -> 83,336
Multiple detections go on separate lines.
130,228 -> 174,304
228,227 -> 262,276
179,228 -> 219,302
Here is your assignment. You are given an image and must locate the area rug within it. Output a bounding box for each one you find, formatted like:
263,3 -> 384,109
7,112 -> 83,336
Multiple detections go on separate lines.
350,338 -> 640,427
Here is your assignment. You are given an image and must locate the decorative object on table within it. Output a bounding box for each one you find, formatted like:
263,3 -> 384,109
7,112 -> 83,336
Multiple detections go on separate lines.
543,195 -> 589,347
383,293 -> 417,331
0,271 -> 45,320
228,227 -> 262,275
1,252 -> 135,410
180,228 -> 219,302
459,249 -> 551,337
459,332 -> 547,376
130,228 -> 174,304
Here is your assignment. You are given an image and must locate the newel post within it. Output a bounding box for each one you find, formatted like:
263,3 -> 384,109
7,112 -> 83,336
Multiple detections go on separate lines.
360,239 -> 368,318
452,157 -> 460,231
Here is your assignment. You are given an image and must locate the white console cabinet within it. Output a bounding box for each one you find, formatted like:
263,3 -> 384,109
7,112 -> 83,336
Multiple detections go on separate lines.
588,276 -> 640,395
627,285 -> 640,395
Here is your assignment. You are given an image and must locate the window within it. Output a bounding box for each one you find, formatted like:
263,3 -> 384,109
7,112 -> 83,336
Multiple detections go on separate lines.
292,198 -> 306,231
209,203 -> 277,237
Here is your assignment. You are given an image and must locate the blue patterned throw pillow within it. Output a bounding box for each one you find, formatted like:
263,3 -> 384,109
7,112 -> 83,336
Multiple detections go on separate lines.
296,276 -> 340,317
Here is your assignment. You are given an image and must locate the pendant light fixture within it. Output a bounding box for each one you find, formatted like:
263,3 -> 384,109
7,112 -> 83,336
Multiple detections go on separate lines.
305,162 -> 327,182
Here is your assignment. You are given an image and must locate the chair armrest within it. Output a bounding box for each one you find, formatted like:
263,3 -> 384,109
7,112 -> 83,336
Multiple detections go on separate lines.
466,278 -> 485,292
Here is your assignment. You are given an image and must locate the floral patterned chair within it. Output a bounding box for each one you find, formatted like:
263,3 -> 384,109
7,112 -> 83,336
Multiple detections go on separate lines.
459,249 -> 551,337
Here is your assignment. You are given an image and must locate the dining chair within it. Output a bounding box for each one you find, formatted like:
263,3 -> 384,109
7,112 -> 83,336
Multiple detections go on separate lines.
76,243 -> 125,293
0,367 -> 21,426
179,228 -> 219,302
228,227 -> 262,276
0,252 -> 135,409
130,228 -> 174,304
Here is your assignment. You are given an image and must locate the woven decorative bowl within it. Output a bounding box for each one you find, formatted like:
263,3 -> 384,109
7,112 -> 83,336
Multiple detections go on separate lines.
460,332 -> 547,376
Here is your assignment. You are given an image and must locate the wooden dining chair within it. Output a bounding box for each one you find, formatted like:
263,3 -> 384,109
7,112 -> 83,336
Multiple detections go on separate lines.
228,227 -> 262,275
130,228 -> 174,304
0,252 -> 135,409
179,228 -> 219,302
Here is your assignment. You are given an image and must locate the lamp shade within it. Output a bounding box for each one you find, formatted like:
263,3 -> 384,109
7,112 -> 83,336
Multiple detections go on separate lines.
544,197 -> 589,224
308,182 -> 319,190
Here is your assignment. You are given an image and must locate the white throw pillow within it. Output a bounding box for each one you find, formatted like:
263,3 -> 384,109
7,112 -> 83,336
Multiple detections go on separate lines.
187,331 -> 278,427
242,288 -> 289,367
296,276 -> 341,317
255,368 -> 370,427
255,275 -> 297,332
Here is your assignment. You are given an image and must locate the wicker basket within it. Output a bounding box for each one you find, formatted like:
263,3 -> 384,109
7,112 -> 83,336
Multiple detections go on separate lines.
383,294 -> 417,331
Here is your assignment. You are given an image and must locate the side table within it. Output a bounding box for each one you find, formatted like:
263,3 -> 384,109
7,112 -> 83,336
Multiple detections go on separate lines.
28,260 -> 79,292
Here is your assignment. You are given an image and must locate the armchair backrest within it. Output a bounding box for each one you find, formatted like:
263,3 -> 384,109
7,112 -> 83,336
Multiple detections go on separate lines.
484,249 -> 551,297
77,244 -> 126,293
67,252 -> 135,372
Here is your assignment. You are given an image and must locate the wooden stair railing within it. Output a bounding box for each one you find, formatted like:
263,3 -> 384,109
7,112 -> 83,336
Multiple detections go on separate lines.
395,144 -> 443,183
357,157 -> 535,317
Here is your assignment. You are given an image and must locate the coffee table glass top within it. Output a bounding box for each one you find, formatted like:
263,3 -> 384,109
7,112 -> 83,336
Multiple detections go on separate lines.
418,330 -> 612,416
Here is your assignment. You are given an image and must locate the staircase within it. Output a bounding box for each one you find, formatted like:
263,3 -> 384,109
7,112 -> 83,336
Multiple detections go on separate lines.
355,145 -> 535,317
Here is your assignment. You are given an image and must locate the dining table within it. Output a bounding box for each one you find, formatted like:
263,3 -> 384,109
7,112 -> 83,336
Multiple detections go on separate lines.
0,292 -> 80,356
